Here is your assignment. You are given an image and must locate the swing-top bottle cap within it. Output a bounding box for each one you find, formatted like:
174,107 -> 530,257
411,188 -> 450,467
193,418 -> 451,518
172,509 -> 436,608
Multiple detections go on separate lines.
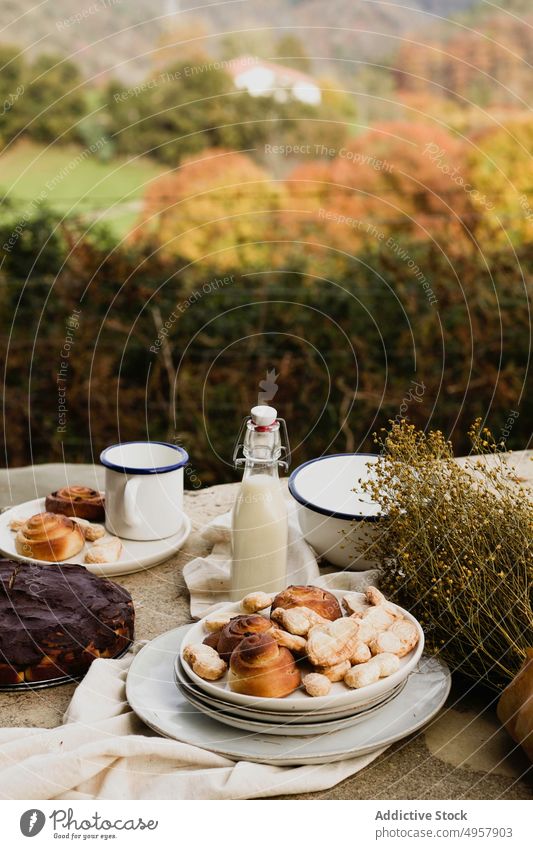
250,405 -> 277,427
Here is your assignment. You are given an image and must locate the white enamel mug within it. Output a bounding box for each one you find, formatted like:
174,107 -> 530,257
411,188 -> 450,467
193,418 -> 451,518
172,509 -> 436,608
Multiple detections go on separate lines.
100,441 -> 189,541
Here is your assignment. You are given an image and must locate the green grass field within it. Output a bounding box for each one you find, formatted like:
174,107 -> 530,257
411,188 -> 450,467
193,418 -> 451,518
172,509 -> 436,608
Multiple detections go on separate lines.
0,141 -> 165,237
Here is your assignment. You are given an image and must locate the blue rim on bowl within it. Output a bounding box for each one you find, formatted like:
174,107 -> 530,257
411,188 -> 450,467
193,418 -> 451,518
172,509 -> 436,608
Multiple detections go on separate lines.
288,452 -> 383,522
100,441 -> 189,475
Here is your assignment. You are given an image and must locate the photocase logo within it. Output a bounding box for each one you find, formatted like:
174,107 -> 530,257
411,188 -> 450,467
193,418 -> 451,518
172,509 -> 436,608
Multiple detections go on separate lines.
258,368 -> 279,403
20,809 -> 46,837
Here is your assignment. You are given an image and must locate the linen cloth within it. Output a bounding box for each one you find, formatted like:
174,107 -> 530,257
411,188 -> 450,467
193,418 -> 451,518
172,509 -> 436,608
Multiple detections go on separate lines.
183,506 -> 378,618
0,506 -> 382,800
0,646 -> 385,800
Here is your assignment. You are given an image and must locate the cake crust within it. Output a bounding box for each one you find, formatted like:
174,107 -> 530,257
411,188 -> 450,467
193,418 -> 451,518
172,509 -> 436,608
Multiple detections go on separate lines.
0,559 -> 134,685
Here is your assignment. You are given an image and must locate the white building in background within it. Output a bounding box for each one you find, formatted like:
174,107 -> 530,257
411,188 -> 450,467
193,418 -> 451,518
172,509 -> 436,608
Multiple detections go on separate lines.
164,0 -> 180,15
228,56 -> 322,106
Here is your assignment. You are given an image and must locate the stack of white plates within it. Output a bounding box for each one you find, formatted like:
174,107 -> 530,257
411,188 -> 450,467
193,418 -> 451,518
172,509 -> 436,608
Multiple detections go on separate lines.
176,591 -> 425,737
175,652 -> 407,736
127,624 -> 451,765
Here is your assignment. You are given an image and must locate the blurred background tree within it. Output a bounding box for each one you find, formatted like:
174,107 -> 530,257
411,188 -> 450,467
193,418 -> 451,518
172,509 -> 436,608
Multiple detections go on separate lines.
0,45 -> 28,147
468,120 -> 533,247
275,35 -> 312,73
133,149 -> 286,270
23,54 -> 87,144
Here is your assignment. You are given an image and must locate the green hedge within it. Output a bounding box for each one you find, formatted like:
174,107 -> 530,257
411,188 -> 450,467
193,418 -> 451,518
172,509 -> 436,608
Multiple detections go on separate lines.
1,216 -> 531,485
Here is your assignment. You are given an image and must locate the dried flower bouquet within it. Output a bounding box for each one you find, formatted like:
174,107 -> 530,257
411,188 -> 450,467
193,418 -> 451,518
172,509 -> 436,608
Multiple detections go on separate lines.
360,420 -> 533,690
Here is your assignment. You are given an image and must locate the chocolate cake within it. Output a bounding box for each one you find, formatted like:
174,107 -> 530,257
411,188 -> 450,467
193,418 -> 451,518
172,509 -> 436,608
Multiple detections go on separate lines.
0,559 -> 134,685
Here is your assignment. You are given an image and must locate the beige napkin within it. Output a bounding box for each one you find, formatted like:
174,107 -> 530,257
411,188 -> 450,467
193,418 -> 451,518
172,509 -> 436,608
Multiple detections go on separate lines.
183,507 -> 379,618
0,645 -> 386,800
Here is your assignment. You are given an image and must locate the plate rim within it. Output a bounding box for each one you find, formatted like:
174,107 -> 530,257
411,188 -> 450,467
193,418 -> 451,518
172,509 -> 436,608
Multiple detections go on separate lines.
178,690 -> 388,736
0,497 -> 191,576
174,654 -> 404,720
177,679 -> 408,734
126,624 -> 451,765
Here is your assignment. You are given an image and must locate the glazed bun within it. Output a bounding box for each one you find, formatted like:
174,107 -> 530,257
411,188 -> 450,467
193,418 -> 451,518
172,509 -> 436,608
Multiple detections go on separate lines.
271,585 -> 342,621
215,614 -> 273,661
45,486 -> 105,522
15,513 -> 85,562
229,633 -> 301,698
203,630 -> 222,650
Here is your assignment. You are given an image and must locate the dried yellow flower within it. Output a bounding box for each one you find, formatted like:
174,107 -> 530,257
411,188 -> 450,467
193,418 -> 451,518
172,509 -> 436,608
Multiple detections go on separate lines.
356,419 -> 533,691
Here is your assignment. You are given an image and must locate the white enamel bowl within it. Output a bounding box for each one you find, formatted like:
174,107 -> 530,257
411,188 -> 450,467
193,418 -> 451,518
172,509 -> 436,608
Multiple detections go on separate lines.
180,590 -> 424,713
288,453 -> 385,568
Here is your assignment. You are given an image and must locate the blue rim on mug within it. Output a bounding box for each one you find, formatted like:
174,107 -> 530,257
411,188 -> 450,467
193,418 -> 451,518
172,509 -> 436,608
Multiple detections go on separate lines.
288,452 -> 382,522
100,441 -> 189,475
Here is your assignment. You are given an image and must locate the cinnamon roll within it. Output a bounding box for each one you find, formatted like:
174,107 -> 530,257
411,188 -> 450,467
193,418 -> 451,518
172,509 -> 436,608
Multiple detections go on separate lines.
15,513 -> 85,562
203,630 -> 222,650
229,633 -> 301,698
45,486 -> 105,522
271,585 -> 342,621
215,614 -> 274,661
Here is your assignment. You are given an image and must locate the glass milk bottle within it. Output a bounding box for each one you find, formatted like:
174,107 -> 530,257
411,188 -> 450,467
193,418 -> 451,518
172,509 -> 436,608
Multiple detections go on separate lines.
230,405 -> 290,601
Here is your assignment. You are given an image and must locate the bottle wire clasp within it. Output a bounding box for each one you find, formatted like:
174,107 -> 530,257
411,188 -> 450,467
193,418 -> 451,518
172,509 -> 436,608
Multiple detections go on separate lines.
232,416 -> 291,471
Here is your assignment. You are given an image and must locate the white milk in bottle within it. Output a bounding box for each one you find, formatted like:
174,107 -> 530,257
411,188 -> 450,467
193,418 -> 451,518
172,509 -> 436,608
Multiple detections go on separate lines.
230,405 -> 289,600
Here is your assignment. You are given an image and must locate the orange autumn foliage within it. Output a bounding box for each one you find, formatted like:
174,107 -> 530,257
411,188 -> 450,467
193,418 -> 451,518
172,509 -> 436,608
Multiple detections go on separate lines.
283,123 -> 477,257
132,149 -> 286,270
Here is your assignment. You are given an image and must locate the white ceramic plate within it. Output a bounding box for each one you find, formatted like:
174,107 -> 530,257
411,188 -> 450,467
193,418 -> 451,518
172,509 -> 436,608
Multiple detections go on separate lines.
126,625 -> 450,765
0,497 -> 191,577
177,679 -> 407,736
180,591 -> 424,713
174,654 -> 404,721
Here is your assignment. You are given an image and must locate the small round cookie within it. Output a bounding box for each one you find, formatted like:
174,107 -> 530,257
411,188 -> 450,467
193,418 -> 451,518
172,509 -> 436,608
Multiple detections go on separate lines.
303,673 -> 332,697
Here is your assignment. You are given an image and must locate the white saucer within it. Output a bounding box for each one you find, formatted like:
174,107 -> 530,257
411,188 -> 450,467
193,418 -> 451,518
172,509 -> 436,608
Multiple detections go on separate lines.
0,497 -> 191,577
126,625 -> 451,766
180,591 -> 424,713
